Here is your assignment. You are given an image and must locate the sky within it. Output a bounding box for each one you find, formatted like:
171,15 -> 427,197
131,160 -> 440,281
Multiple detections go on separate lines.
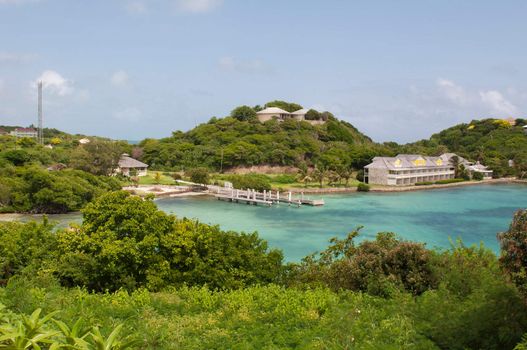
0,0 -> 526,143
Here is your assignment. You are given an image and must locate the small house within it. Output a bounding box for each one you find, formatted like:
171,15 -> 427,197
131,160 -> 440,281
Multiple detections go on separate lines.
116,154 -> 148,177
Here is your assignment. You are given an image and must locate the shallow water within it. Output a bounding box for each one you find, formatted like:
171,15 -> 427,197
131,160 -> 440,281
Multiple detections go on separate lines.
156,184 -> 527,261
4,184 -> 526,261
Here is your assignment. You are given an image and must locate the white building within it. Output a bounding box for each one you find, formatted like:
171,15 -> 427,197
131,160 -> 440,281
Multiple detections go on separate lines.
256,107 -> 291,122
440,153 -> 493,179
290,108 -> 308,121
116,154 -> 148,177
256,107 -> 325,125
10,127 -> 37,138
365,154 -> 455,186
365,153 -> 493,186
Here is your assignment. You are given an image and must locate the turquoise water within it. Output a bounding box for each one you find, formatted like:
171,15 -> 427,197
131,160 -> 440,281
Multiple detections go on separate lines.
156,184 -> 527,261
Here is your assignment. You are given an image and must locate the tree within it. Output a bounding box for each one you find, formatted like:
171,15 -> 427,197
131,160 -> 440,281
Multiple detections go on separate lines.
185,167 -> 209,184
230,105 -> 257,121
305,109 -> 321,120
50,137 -> 62,145
154,171 -> 162,184
312,165 -> 327,188
264,100 -> 303,113
69,140 -> 123,176
297,164 -> 312,188
56,191 -> 283,291
498,209 -> 527,297
16,137 -> 37,148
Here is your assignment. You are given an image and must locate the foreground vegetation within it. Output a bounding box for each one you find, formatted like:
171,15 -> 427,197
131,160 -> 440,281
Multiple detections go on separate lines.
1,191 -> 527,349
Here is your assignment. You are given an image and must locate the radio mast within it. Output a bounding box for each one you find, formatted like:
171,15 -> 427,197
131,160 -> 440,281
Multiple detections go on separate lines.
38,81 -> 43,144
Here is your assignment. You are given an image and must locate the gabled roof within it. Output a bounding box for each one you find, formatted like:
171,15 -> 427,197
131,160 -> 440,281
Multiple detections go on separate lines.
291,108 -> 309,115
256,107 -> 290,115
14,127 -> 37,132
365,154 -> 451,170
118,155 -> 148,168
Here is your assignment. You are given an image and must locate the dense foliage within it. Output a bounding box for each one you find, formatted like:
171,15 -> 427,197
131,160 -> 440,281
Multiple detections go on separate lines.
0,165 -> 121,213
402,118 -> 527,177
1,196 -> 527,348
498,209 -> 527,297
220,173 -> 272,191
139,102 -> 382,172
0,191 -> 283,291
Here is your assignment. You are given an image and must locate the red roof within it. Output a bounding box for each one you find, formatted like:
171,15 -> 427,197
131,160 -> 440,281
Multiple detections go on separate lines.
14,128 -> 37,132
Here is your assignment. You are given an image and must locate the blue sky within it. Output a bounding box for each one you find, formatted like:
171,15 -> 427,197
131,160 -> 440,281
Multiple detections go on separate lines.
0,0 -> 526,142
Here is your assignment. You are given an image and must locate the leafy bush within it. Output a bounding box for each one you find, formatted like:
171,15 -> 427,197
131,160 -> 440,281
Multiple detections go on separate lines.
0,166 -> 121,213
415,181 -> 434,186
224,173 -> 272,191
472,171 -> 484,180
434,178 -> 465,185
55,191 -> 283,291
288,229 -> 435,296
185,167 -> 209,184
498,209 -> 527,297
271,174 -> 296,184
357,183 -> 370,192
355,169 -> 365,182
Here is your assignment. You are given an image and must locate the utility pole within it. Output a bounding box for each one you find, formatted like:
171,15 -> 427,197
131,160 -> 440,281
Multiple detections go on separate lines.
220,147 -> 224,173
37,81 -> 43,145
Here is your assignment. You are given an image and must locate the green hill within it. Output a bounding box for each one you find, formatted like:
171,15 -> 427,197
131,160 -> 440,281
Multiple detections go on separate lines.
401,118 -> 527,177
139,102 -> 390,172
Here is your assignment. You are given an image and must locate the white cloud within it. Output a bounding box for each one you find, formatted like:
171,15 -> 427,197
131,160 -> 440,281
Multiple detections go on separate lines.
111,70 -> 129,87
0,52 -> 37,63
436,78 -> 470,106
218,56 -> 269,74
113,107 -> 142,122
125,1 -> 147,14
479,90 -> 518,116
33,70 -> 73,96
436,77 -> 520,117
174,0 -> 222,13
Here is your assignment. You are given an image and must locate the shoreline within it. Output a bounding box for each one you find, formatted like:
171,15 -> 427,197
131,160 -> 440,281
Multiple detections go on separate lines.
126,178 -> 526,198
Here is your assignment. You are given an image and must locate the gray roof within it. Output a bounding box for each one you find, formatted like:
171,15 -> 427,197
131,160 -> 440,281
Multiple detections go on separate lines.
291,108 -> 309,115
256,107 -> 290,115
118,155 -> 148,168
469,161 -> 492,172
365,154 -> 452,170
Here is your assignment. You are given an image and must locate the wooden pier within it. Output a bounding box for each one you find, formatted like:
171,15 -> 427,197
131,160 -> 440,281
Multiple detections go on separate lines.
212,187 -> 324,207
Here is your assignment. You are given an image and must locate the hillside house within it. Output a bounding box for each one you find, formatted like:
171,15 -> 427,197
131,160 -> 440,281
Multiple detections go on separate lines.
10,127 -> 37,138
256,107 -> 326,125
116,154 -> 148,177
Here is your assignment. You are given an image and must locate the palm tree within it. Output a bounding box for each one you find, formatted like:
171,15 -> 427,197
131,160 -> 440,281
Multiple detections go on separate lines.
450,155 -> 461,178
312,165 -> 327,188
296,165 -> 312,188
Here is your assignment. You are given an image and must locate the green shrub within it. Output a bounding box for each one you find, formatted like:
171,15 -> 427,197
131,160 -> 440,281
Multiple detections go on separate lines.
434,178 -> 465,185
472,171 -> 484,181
271,174 -> 296,184
357,183 -> 370,192
415,181 -> 434,186
355,169 -> 365,182
224,173 -> 271,191
55,191 -> 283,291
185,167 -> 209,184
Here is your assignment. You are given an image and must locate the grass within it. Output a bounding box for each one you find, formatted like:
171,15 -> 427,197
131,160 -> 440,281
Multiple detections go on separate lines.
137,171 -> 177,185
133,171 -> 362,190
